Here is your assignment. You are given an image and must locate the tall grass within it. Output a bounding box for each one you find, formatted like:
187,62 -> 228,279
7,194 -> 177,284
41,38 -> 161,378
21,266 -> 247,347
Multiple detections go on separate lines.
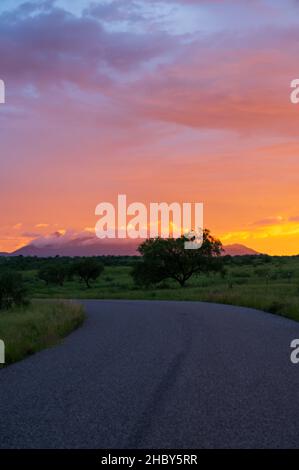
0,301 -> 85,365
198,290 -> 299,322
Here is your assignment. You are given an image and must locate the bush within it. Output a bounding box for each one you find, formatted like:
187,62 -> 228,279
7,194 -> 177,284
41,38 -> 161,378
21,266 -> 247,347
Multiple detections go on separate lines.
278,270 -> 294,281
73,259 -> 104,288
38,264 -> 68,286
233,269 -> 251,278
157,281 -> 171,289
232,278 -> 248,285
267,301 -> 286,315
254,267 -> 269,278
0,271 -> 28,310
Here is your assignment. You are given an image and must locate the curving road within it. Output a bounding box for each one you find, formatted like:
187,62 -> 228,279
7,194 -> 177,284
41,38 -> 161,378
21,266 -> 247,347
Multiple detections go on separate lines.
1,300 -> 299,449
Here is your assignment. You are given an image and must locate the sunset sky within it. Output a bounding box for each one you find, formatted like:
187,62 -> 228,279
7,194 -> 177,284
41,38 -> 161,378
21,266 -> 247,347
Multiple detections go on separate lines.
1,0 -> 299,255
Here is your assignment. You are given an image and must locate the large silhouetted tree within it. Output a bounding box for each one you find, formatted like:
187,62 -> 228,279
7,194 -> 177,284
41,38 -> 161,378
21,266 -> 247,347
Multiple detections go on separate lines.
132,229 -> 223,287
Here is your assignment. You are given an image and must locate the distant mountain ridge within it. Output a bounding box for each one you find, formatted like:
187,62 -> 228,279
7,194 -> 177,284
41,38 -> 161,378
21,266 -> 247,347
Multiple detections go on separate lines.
6,240 -> 260,257
222,244 -> 260,256
11,240 -> 139,257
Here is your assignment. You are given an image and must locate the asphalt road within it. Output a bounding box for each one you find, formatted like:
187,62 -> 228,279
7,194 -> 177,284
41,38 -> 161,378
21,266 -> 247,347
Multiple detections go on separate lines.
1,299 -> 299,449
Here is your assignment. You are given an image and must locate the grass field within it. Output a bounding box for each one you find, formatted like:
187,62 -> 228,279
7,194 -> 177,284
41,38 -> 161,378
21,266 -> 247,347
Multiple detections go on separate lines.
14,255 -> 299,323
0,301 -> 85,365
0,255 -> 298,366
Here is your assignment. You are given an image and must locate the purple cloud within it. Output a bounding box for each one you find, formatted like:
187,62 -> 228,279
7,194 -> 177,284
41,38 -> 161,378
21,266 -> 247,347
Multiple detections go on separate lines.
0,0 -> 175,93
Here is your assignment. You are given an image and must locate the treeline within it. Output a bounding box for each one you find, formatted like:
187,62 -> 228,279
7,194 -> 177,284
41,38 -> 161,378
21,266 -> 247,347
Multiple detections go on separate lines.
0,252 -> 294,273
0,258 -> 107,310
37,258 -> 104,288
0,255 -> 139,271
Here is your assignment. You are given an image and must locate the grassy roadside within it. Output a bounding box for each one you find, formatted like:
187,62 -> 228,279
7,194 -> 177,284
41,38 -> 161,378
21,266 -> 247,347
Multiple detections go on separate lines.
197,290 -> 299,322
0,301 -> 85,365
20,263 -> 299,323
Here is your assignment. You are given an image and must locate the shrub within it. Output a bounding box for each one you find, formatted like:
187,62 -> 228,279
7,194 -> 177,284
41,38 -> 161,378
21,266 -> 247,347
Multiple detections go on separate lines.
38,264 -> 68,286
0,271 -> 28,310
233,269 -> 251,278
232,278 -> 248,285
267,301 -> 285,315
73,259 -> 104,288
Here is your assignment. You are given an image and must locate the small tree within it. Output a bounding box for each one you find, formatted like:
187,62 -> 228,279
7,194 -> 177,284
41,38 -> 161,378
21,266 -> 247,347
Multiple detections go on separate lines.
132,229 -> 223,287
38,264 -> 68,286
73,259 -> 104,288
0,271 -> 28,310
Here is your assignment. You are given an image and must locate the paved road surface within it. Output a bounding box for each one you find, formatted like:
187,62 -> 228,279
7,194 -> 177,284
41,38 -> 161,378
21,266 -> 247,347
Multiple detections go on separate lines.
1,300 -> 299,448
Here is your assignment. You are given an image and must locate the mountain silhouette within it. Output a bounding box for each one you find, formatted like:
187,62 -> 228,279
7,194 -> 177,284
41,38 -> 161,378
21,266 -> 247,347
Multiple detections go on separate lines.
222,244 -> 260,256
7,239 -> 260,257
